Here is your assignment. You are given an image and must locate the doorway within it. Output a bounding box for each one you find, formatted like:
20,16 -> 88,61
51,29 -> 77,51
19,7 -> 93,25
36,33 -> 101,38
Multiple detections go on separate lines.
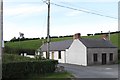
102,53 -> 107,65
52,52 -> 54,59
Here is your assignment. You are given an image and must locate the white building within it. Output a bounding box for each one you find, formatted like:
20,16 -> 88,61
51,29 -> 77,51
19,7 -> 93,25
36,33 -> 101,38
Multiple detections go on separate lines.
40,33 -> 118,66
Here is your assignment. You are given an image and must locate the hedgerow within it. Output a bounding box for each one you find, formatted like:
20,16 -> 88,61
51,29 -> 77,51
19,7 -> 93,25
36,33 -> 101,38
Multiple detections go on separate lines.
2,60 -> 58,79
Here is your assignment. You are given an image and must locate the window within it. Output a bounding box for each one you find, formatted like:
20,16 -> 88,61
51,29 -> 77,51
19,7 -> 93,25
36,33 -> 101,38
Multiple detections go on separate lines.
109,53 -> 113,61
58,51 -> 61,59
93,54 -> 98,62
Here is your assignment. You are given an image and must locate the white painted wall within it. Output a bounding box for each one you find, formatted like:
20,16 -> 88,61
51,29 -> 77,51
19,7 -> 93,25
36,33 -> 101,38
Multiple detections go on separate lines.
26,55 -> 35,58
57,51 -> 65,63
20,53 -> 35,58
49,52 -> 52,59
43,52 -> 47,58
42,51 -> 65,63
49,51 -> 66,63
66,39 -> 87,66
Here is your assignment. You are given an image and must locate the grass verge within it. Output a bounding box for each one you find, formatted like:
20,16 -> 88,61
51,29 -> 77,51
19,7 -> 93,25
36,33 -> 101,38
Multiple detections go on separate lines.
24,72 -> 74,80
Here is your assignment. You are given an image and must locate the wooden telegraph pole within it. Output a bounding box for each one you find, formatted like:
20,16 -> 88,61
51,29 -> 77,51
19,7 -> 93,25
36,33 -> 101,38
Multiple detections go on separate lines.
0,0 -> 3,79
47,0 -> 50,59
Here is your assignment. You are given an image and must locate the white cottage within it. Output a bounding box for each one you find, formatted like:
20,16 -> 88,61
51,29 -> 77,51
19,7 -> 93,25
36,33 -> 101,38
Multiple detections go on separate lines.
40,39 -> 73,63
40,33 -> 118,66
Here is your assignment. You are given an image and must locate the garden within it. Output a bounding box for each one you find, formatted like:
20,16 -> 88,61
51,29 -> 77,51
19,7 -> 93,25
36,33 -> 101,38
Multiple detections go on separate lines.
2,54 -> 73,80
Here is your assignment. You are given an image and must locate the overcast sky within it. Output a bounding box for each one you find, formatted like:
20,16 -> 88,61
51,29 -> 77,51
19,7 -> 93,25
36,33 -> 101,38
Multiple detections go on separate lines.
3,0 -> 119,41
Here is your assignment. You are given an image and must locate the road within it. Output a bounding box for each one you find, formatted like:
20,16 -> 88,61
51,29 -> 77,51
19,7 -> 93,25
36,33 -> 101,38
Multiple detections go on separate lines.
58,63 -> 119,80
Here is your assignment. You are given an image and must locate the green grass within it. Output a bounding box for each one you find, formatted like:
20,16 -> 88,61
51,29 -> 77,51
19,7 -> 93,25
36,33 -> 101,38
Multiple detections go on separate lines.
25,72 -> 74,80
50,37 -> 72,42
5,37 -> 72,50
5,33 -> 120,51
5,39 -> 43,50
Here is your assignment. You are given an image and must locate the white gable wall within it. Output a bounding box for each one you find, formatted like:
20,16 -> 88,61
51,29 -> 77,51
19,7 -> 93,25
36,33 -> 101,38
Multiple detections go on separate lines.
66,39 -> 87,66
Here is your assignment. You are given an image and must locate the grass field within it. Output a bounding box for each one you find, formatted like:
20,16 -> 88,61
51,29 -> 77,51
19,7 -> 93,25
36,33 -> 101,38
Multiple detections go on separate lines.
5,33 -> 120,50
5,37 -> 72,50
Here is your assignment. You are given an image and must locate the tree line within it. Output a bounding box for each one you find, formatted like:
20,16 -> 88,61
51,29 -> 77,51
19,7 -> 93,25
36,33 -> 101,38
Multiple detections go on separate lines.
10,37 -> 40,42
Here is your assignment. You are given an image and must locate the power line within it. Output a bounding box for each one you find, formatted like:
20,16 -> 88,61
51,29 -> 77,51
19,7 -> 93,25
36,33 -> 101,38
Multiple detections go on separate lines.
41,0 -> 117,19
51,3 -> 117,19
59,2 -> 106,15
41,0 -> 48,4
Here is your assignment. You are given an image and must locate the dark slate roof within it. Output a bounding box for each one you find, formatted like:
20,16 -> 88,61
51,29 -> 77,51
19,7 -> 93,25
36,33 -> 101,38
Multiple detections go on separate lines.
40,40 -> 73,52
40,38 -> 117,52
79,38 -> 117,48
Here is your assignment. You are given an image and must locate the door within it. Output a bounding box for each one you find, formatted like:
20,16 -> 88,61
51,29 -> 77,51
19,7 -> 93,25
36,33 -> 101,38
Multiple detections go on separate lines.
102,53 -> 107,65
52,52 -> 54,59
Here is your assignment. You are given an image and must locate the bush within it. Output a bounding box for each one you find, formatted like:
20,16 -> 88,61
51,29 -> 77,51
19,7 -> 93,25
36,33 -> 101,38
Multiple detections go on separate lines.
4,46 -> 35,55
2,54 -> 36,63
2,60 -> 58,79
10,37 -> 40,42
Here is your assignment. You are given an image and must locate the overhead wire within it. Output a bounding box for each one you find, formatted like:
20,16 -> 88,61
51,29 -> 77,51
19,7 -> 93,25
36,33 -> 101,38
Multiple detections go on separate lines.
51,3 -> 117,19
41,0 -> 117,19
59,2 -> 107,15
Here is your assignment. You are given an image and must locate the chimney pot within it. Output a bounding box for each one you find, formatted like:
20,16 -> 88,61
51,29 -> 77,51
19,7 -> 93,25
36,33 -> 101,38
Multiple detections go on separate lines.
101,34 -> 108,40
73,33 -> 81,39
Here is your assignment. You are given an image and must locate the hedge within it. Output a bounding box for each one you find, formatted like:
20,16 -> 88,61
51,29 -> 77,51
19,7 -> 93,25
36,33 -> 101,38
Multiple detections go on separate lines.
4,46 -> 35,55
2,60 -> 58,79
2,54 -> 37,63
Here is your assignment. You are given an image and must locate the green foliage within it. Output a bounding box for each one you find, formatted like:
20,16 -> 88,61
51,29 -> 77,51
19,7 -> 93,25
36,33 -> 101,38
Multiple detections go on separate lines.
4,45 -> 35,55
35,55 -> 46,60
2,60 -> 58,79
2,54 -> 36,63
10,37 -> 40,42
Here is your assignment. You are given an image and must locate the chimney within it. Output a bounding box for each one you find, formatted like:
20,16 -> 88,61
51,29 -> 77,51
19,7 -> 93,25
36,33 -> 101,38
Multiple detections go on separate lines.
73,33 -> 81,39
101,34 -> 108,40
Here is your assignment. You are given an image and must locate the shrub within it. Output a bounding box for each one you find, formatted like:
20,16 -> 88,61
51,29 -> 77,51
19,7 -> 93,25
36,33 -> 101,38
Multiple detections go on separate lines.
4,46 -> 35,55
2,54 -> 36,63
2,60 -> 58,79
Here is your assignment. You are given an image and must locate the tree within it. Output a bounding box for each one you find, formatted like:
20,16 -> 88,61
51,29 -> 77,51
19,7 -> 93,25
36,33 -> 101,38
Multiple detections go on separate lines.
19,32 -> 24,39
41,37 -> 44,39
10,37 -> 17,42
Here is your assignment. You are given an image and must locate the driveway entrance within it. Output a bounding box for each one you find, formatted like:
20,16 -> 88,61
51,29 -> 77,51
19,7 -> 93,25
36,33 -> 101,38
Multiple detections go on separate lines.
58,63 -> 118,79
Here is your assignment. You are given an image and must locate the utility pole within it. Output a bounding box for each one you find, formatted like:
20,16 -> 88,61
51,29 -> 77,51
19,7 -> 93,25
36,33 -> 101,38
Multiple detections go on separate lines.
0,0 -> 3,79
108,30 -> 110,40
47,0 -> 50,59
19,32 -> 21,53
